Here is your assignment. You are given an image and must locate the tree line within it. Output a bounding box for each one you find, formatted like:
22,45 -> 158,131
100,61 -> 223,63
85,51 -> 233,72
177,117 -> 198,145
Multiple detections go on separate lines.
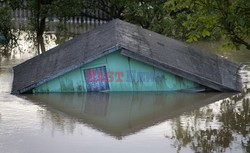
0,0 -> 249,54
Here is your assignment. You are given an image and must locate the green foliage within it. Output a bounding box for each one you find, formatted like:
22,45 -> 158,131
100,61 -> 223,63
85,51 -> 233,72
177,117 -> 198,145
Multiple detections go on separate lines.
7,0 -> 24,9
49,0 -> 84,20
165,0 -> 250,50
0,7 -> 11,37
81,0 -> 133,20
0,6 -> 18,56
2,0 -> 250,51
125,1 -> 167,30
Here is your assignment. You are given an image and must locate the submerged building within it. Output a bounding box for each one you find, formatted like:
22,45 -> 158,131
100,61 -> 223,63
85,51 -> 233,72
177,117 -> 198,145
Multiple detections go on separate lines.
12,19 -> 243,94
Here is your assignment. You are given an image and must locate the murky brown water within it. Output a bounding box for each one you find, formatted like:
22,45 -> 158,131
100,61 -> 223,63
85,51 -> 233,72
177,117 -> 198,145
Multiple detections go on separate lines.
0,32 -> 249,153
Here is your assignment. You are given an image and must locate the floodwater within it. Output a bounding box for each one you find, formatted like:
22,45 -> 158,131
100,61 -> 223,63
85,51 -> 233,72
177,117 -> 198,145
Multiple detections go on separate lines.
0,31 -> 250,153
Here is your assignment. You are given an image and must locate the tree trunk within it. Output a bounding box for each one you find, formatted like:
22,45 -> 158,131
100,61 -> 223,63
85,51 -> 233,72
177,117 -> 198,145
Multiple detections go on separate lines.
233,37 -> 250,50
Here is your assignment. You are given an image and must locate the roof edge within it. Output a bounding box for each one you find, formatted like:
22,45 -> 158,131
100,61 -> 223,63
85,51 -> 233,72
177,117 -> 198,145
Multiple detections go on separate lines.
11,45 -> 122,94
120,49 -> 242,92
13,19 -> 121,70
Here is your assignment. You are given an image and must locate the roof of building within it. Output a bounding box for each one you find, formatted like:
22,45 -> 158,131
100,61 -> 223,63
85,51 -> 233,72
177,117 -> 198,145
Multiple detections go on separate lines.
12,19 -> 243,94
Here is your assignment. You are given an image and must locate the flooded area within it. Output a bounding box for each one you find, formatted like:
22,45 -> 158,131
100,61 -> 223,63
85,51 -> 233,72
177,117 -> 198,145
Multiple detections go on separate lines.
0,31 -> 250,153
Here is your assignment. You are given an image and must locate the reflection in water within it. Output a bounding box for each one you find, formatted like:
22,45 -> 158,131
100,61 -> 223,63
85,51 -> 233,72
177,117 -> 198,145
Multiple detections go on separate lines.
24,92 -> 235,139
240,66 -> 250,90
0,22 -> 95,57
0,73 -> 249,153
0,30 -> 74,58
20,91 -> 250,153
168,92 -> 250,153
192,41 -> 250,66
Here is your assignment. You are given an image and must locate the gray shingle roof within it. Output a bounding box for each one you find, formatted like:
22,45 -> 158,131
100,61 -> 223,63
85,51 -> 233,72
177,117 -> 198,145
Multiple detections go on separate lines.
12,19 -> 243,94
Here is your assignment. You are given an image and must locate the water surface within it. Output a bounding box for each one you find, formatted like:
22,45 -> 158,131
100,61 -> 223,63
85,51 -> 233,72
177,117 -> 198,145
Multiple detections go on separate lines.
0,32 -> 249,153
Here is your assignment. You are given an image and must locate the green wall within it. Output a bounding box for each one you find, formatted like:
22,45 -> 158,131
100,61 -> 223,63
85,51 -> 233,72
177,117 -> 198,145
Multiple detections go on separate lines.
33,51 -> 200,93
